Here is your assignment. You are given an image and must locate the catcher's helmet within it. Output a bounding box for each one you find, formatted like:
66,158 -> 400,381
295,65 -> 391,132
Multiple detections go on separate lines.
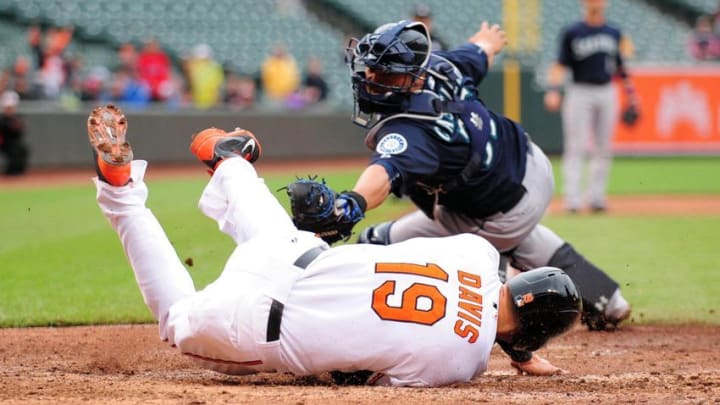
505,267 -> 582,352
345,20 -> 431,127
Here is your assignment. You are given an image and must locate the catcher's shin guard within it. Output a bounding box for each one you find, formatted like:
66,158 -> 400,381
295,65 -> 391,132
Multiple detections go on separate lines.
357,221 -> 394,245
548,243 -> 629,331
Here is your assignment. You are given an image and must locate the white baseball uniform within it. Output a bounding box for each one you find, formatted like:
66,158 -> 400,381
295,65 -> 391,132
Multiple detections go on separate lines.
94,157 -> 502,387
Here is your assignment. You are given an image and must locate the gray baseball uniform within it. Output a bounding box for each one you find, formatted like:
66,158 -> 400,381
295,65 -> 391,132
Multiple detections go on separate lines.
556,21 -> 625,210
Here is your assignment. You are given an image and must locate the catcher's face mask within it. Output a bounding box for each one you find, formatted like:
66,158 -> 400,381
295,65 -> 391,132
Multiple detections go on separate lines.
345,20 -> 431,128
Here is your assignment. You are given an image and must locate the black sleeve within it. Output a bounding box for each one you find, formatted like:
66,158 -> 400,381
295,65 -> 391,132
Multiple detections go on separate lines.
496,340 -> 533,363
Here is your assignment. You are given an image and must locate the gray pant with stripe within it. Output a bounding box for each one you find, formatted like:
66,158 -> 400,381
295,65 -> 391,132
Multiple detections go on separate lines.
561,83 -> 618,210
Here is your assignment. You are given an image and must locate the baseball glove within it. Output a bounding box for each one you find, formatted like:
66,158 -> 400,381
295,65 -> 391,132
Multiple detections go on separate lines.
284,178 -> 366,244
621,103 -> 640,126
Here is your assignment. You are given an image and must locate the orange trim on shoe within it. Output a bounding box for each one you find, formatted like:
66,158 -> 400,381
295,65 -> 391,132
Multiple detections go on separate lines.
189,127 -> 228,162
96,156 -> 131,186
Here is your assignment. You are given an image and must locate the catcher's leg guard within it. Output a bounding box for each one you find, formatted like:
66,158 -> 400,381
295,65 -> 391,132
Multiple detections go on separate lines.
498,254 -> 509,283
548,243 -> 629,331
357,221 -> 394,245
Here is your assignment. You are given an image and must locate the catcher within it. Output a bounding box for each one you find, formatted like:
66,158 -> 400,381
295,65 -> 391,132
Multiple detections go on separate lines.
287,19 -> 631,331
88,104 -> 581,386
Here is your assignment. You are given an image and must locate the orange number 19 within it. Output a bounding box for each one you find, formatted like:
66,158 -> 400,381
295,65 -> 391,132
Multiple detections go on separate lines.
371,263 -> 449,326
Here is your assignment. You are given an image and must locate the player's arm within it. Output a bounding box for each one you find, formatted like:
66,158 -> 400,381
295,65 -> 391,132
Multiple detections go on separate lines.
616,34 -> 639,106
544,27 -> 572,112
352,164 -> 392,210
497,340 -> 567,376
467,21 -> 507,69
285,163 -> 392,244
437,22 -> 507,85
511,354 -> 568,376
543,62 -> 566,112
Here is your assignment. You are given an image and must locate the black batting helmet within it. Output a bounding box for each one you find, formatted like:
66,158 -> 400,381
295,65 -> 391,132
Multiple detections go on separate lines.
506,267 -> 582,352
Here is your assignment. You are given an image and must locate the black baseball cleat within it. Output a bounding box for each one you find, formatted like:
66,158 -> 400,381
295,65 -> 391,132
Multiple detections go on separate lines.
190,127 -> 262,173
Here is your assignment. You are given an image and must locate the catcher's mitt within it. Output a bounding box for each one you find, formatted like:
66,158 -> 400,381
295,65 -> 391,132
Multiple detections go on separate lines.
284,178 -> 366,244
621,103 -> 640,126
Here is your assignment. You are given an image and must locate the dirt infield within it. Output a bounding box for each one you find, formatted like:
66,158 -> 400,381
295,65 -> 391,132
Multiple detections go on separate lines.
1,324 -> 718,404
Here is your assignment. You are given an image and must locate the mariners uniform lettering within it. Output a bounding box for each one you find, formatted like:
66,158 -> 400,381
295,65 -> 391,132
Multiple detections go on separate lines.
571,33 -> 617,59
453,270 -> 483,344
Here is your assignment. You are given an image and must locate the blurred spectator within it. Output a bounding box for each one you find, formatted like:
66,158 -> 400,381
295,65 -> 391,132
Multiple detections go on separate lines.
157,73 -> 186,109
109,67 -> 151,109
0,91 -> 29,176
411,4 -> 447,51
80,66 -> 111,102
28,25 -> 76,99
224,71 -> 256,110
687,15 -> 720,61
184,44 -> 224,109
116,42 -> 138,72
285,56 -> 329,110
137,39 -> 172,102
7,56 -> 41,100
302,56 -> 328,103
260,43 -> 300,103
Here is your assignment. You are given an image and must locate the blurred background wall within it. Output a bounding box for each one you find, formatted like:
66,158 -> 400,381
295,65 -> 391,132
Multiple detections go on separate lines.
1,0 -> 718,168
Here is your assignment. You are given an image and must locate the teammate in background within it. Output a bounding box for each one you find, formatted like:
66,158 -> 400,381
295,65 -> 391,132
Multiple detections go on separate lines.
296,19 -> 630,331
544,0 -> 638,214
87,104 -> 581,386
411,4 -> 447,52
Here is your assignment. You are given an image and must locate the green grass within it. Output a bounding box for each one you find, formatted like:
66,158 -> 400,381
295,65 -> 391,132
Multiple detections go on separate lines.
543,215 -> 720,324
550,156 -> 720,195
1,158 -> 719,327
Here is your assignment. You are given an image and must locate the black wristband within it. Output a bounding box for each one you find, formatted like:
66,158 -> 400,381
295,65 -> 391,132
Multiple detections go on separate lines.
342,191 -> 367,213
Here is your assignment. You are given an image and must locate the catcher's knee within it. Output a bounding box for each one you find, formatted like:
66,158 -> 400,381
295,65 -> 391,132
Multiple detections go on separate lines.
357,221 -> 394,245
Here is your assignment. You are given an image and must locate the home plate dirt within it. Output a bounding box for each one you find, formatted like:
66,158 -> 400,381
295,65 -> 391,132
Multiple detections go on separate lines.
1,324 -> 718,403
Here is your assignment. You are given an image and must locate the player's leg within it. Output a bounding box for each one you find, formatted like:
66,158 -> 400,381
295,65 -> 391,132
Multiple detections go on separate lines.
588,85 -> 618,211
561,85 -> 593,212
511,224 -> 631,330
388,210 -> 451,241
89,105 -> 195,340
190,128 -> 302,246
199,157 -> 301,245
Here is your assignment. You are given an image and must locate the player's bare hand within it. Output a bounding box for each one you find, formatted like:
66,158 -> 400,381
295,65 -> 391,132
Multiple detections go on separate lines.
511,354 -> 567,376
544,90 -> 562,112
469,22 -> 507,56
